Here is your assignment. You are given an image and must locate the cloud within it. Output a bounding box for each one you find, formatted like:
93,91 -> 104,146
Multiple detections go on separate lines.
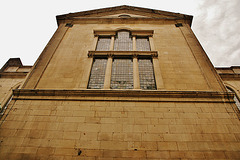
192,0 -> 240,66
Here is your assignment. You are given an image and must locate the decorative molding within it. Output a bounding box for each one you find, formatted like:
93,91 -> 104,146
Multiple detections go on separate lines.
88,51 -> 158,57
94,30 -> 153,37
94,31 -> 116,36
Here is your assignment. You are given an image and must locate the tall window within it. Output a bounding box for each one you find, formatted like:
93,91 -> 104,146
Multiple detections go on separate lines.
88,30 -> 157,90
88,59 -> 107,89
96,37 -> 111,51
111,59 -> 133,89
136,37 -> 150,51
138,59 -> 156,90
114,31 -> 133,51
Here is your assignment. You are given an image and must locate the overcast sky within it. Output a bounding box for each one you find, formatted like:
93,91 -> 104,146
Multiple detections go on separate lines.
0,0 -> 239,68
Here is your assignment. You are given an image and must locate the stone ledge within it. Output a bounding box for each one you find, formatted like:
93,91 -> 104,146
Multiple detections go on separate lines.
0,72 -> 28,78
12,89 -> 234,103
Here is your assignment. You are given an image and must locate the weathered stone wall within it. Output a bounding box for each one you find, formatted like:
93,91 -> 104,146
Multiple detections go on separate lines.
23,22 -> 224,92
1,99 -> 240,159
0,78 -> 22,105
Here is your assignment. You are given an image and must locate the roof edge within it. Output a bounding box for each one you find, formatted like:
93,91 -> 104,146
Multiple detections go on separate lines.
56,5 -> 193,26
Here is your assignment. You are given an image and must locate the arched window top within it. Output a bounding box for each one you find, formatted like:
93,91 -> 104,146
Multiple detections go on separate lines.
114,30 -> 132,51
115,30 -> 132,38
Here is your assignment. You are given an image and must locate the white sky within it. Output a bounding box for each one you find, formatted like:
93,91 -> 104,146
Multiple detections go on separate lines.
0,0 -> 239,68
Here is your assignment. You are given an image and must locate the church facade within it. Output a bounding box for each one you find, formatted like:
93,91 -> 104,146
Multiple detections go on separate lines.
0,6 -> 240,159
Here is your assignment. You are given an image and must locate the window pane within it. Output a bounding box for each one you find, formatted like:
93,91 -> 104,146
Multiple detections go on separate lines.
136,37 -> 150,51
88,59 -> 107,89
96,37 -> 111,51
111,59 -> 133,89
114,31 -> 132,51
138,59 -> 156,90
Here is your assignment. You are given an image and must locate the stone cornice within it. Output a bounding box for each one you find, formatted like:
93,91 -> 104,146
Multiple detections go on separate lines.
218,73 -> 240,80
58,18 -> 190,26
13,89 -> 234,103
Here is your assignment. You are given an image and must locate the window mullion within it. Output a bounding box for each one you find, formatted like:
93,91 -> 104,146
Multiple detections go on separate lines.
132,36 -> 136,51
110,36 -> 115,51
103,55 -> 113,89
132,36 -> 140,89
103,36 -> 114,89
133,55 -> 140,89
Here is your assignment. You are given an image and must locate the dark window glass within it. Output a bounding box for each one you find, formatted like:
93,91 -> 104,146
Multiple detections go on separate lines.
111,59 -> 133,89
118,14 -> 131,18
88,59 -> 107,89
138,59 -> 156,90
227,88 -> 240,111
114,31 -> 132,51
96,37 -> 111,51
136,37 -> 151,51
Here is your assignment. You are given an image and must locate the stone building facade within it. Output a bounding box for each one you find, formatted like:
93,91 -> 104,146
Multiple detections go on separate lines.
0,5 -> 240,159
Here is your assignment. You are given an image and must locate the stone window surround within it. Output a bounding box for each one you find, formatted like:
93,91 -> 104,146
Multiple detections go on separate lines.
227,87 -> 240,112
87,29 -> 164,90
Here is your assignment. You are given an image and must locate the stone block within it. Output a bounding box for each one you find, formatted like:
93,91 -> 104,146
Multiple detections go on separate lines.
63,131 -> 81,140
184,151 -> 205,159
142,133 -> 163,141
148,125 -> 169,133
100,118 -> 117,124
58,123 -> 78,132
204,151 -> 226,159
146,151 -> 170,158
112,133 -> 141,141
37,147 -> 55,155
49,139 -> 75,148
163,134 -> 192,141
80,132 -> 98,141
169,151 -> 185,159
122,150 -> 146,158
128,111 -> 144,118
54,148 -> 77,156
64,117 -> 85,123
76,140 -> 100,149
158,142 -> 178,150
101,124 -> 123,132
100,141 -> 128,150
187,142 -> 210,150
77,124 -> 101,132
128,141 -> 158,151
98,132 -> 113,141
